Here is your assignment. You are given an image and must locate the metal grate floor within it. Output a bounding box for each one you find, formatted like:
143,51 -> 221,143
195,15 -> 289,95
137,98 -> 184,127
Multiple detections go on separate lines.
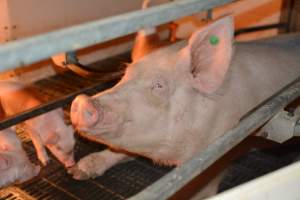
10,138 -> 172,200
218,143 -> 300,192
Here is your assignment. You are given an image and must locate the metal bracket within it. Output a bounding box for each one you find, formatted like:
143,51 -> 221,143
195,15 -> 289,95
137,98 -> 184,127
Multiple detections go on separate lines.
258,108 -> 300,143
51,52 -> 124,79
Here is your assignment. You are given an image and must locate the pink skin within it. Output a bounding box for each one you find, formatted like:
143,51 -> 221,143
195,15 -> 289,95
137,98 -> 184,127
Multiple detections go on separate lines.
0,154 -> 10,170
0,129 -> 40,188
0,81 -> 75,167
69,16 -> 300,180
71,94 -> 100,131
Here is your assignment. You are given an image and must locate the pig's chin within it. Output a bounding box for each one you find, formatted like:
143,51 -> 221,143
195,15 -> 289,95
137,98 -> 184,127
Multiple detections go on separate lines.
79,122 -> 123,141
81,115 -> 127,139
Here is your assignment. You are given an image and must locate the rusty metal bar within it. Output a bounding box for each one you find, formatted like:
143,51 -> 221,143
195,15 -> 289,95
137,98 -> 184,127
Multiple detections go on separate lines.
130,77 -> 300,200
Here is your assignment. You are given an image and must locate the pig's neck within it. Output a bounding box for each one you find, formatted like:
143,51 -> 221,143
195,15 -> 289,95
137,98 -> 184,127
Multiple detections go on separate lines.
171,90 -> 242,164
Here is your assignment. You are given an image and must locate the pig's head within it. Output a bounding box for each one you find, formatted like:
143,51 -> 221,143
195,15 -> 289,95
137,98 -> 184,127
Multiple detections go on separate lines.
0,129 -> 40,188
71,17 -> 234,164
42,109 -> 75,167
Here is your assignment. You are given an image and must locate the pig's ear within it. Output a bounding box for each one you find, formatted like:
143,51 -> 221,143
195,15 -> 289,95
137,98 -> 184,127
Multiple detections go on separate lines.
182,16 -> 234,94
44,132 -> 60,145
0,155 -> 10,170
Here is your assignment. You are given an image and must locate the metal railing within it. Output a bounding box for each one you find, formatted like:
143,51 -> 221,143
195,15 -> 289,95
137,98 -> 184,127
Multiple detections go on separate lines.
0,0 -> 235,73
0,0 -> 238,128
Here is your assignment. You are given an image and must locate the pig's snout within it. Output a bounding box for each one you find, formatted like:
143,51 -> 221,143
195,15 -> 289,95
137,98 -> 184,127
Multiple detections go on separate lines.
71,94 -> 100,130
64,154 -> 75,168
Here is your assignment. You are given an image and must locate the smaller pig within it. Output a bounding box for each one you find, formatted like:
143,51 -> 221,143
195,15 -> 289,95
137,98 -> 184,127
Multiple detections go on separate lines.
0,128 -> 40,188
0,81 -> 75,167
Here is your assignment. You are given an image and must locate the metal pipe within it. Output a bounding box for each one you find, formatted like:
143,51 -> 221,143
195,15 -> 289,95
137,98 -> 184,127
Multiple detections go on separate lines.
234,23 -> 287,36
0,78 -> 119,130
129,77 -> 300,200
0,0 -> 234,73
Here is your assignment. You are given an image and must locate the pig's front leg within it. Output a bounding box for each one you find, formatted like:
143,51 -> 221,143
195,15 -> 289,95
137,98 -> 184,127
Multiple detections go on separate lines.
68,150 -> 129,180
25,125 -> 49,166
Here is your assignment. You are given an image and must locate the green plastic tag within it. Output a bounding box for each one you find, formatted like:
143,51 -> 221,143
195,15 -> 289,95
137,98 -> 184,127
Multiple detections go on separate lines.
209,35 -> 219,46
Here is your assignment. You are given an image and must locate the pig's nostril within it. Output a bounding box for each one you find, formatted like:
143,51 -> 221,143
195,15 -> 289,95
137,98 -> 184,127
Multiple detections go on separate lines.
85,110 -> 94,118
83,106 -> 99,127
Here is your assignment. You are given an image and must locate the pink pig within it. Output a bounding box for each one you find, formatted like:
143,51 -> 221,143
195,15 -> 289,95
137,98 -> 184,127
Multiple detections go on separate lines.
0,128 -> 40,188
0,81 -> 75,167
69,16 -> 300,180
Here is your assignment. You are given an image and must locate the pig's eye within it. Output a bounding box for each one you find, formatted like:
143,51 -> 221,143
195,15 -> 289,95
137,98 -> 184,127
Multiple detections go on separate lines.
151,79 -> 168,96
153,82 -> 163,89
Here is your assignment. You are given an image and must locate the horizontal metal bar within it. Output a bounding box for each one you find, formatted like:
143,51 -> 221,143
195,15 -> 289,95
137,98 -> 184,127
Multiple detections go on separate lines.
129,77 -> 300,200
235,23 -> 287,36
0,0 -> 235,73
0,78 -> 119,130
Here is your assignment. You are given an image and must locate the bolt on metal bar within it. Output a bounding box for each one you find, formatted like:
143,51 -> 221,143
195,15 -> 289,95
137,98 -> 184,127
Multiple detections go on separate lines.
0,0 -> 235,73
129,77 -> 300,200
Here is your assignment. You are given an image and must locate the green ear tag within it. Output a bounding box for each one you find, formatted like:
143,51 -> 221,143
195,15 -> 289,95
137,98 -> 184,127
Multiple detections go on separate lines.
209,35 -> 219,46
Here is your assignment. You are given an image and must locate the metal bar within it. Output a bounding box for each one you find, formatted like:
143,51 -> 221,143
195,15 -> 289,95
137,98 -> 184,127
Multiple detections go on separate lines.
234,23 -> 287,36
0,79 -> 118,130
0,0 -> 235,73
129,77 -> 300,200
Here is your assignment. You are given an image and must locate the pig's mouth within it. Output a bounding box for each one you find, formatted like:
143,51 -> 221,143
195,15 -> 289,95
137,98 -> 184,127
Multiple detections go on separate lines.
79,119 -> 126,140
78,120 -> 133,149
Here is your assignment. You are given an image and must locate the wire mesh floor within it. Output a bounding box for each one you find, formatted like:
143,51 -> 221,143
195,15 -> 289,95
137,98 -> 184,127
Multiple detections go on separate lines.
1,137 -> 172,200
0,138 -> 172,200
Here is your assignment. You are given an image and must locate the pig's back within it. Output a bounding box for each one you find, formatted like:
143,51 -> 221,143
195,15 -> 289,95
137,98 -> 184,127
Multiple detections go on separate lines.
227,34 -> 300,117
0,81 -> 41,116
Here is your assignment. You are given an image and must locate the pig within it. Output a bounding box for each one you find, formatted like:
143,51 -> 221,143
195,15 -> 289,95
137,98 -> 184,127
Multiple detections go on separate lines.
0,81 -> 75,167
0,128 -> 40,188
68,16 -> 300,180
